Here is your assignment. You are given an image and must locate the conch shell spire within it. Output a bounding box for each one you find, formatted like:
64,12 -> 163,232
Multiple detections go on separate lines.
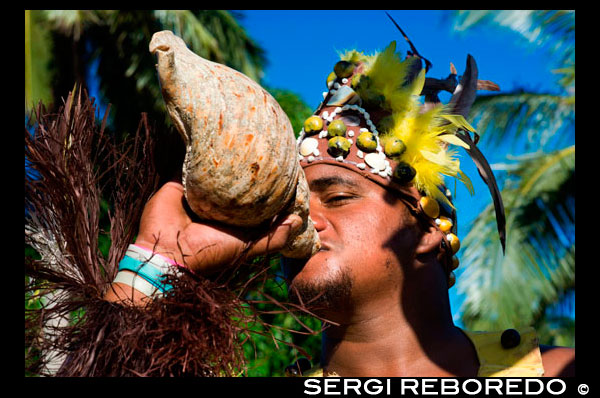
150,30 -> 320,258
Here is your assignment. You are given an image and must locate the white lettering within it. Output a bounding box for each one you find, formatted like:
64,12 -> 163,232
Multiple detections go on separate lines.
304,379 -> 321,395
547,379 -> 566,395
506,379 -> 521,395
364,379 -> 383,395
302,377 -> 570,396
485,379 -> 504,395
324,379 -> 341,395
525,379 -> 544,395
441,379 -> 459,395
401,379 -> 419,395
462,379 -> 482,395
344,379 -> 362,395
421,379 -> 437,395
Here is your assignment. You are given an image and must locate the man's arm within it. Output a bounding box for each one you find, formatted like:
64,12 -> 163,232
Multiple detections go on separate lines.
540,345 -> 575,377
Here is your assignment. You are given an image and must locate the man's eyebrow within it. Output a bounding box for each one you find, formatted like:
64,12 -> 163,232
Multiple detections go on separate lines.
309,176 -> 361,192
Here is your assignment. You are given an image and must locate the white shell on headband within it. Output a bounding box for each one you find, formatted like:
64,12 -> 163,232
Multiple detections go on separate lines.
364,152 -> 386,171
299,137 -> 319,156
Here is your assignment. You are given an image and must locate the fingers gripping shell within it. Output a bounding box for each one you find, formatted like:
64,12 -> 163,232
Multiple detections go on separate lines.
149,31 -> 320,258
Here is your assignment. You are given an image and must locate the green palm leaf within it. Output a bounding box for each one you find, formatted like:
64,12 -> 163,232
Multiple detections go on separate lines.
42,10 -> 104,40
459,147 -> 575,331
153,10 -> 220,61
470,92 -> 574,151
450,11 -> 574,63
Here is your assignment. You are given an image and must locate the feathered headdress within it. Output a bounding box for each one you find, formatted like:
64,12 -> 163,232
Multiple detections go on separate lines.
296,14 -> 506,285
341,41 -> 477,208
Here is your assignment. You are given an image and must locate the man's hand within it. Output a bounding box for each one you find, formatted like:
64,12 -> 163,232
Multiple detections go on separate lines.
104,180 -> 302,305
135,180 -> 303,275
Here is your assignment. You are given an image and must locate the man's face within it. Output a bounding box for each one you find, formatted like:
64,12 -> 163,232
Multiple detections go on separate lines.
282,163 -> 423,314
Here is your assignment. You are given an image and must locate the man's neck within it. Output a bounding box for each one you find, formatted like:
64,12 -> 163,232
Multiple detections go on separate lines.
319,273 -> 479,377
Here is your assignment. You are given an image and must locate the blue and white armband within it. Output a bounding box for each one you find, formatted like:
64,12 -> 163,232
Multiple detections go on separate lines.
113,244 -> 184,298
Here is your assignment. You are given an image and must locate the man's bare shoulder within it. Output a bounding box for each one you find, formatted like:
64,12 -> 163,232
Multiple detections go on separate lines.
540,345 -> 575,377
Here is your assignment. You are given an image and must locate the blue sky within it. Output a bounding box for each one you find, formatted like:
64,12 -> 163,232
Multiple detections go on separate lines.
236,10 -> 561,107
234,10 -> 568,324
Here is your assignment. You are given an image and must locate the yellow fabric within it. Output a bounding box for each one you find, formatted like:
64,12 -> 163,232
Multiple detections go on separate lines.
303,367 -> 325,377
464,327 -> 544,377
300,327 -> 544,377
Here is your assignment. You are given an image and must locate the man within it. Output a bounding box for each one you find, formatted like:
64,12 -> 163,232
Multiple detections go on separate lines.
106,165 -> 574,378
105,40 -> 574,377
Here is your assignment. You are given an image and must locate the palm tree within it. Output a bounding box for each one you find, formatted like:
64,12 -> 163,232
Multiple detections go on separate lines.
446,10 -> 575,346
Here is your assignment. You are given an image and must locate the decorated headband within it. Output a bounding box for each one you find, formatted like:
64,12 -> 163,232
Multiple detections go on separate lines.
296,16 -> 506,286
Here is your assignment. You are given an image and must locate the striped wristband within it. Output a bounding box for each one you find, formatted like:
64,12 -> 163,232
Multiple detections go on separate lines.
114,244 -> 184,298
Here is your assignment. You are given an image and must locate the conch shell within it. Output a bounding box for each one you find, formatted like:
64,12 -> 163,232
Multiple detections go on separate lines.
149,30 -> 320,258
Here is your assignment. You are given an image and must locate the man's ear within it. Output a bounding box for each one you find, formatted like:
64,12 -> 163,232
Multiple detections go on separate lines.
415,225 -> 445,256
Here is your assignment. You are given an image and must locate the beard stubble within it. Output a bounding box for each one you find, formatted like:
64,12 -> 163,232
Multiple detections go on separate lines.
286,266 -> 354,312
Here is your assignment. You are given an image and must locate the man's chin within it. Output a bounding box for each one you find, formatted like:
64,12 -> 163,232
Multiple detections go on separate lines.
285,266 -> 353,312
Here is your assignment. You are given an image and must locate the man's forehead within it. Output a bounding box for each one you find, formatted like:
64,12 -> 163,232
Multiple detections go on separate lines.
305,164 -> 374,191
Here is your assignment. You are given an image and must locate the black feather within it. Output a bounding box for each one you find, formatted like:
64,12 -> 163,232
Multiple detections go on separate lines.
448,55 -> 478,123
385,12 -> 433,72
455,130 -> 507,254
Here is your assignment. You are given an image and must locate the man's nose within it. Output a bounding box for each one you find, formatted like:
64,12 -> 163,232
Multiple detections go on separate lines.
308,197 -> 328,232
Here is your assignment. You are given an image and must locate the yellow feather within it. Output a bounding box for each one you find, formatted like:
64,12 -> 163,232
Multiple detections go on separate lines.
457,170 -> 475,195
337,42 -> 478,204
438,134 -> 471,149
439,114 -> 476,133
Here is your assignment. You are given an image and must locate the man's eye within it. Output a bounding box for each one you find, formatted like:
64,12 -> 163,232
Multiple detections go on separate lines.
325,194 -> 355,205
